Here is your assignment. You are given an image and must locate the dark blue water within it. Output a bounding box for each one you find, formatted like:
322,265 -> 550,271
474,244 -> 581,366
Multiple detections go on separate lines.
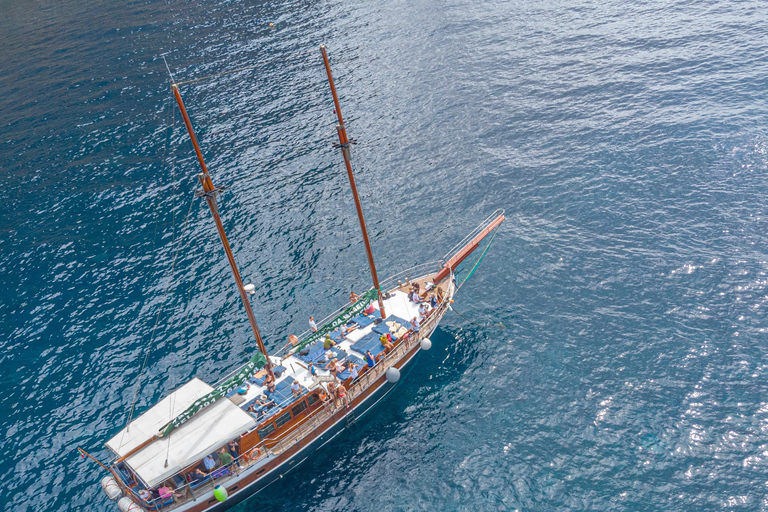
3,0 -> 768,510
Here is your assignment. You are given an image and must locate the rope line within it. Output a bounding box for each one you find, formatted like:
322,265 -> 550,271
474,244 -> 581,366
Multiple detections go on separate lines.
456,225 -> 500,292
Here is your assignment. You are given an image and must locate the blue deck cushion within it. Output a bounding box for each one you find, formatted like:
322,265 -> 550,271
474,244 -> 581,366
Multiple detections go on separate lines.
211,467 -> 231,479
353,314 -> 377,328
372,323 -> 390,335
298,343 -> 346,364
171,475 -> 186,489
350,331 -> 384,355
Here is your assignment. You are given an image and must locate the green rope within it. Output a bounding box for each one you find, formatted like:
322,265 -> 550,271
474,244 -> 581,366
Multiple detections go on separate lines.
457,226 -> 500,292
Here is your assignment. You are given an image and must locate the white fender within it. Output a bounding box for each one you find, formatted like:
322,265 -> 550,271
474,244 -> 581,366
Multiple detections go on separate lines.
100,476 -> 122,501
117,497 -> 143,512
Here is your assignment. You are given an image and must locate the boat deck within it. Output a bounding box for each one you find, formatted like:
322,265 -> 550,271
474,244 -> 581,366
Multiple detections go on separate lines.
231,276 -> 443,419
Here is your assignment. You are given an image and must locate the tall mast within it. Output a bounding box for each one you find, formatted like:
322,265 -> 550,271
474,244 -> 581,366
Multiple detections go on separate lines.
320,45 -> 386,319
171,83 -> 274,382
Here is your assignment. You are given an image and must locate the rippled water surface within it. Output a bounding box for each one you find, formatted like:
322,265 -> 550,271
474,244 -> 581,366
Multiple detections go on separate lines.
3,0 -> 768,510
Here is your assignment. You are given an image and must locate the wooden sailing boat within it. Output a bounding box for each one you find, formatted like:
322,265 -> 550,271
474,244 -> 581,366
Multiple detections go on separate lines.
83,46 -> 505,512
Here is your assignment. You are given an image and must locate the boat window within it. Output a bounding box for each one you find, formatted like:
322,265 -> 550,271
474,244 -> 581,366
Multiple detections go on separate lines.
275,411 -> 292,428
291,401 -> 308,417
307,393 -> 318,406
258,423 -> 275,438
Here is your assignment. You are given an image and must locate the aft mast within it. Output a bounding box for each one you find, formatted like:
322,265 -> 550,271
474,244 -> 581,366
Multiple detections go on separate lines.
320,45 -> 387,319
170,82 -> 275,382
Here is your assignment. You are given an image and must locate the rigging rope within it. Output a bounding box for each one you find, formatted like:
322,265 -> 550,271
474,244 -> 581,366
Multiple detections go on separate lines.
120,90 -> 196,442
456,225 -> 501,292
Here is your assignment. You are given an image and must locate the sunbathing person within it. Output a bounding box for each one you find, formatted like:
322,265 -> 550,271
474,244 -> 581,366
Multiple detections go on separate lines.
380,332 -> 394,352
291,380 -> 302,396
254,395 -> 276,409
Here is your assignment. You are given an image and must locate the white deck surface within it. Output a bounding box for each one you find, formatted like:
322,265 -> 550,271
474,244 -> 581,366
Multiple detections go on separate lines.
106,378 -> 213,456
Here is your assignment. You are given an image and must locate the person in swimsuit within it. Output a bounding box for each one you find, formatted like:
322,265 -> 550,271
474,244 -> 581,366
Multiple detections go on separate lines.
380,333 -> 394,352
336,383 -> 348,408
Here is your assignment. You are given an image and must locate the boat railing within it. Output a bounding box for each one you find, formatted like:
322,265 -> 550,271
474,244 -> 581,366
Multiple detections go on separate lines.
440,208 -> 505,263
272,261 -> 442,360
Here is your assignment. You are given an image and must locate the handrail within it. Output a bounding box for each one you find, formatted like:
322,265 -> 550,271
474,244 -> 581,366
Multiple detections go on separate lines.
441,209 -> 505,263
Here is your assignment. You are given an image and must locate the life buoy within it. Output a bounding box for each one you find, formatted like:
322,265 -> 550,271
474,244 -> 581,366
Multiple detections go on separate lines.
242,447 -> 261,462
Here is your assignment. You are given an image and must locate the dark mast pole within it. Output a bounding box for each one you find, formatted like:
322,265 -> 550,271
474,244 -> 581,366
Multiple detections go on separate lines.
171,83 -> 274,382
320,45 -> 386,319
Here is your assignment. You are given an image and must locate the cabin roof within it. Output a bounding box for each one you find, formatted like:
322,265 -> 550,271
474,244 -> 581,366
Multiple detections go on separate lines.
106,378 -> 214,457
107,377 -> 257,488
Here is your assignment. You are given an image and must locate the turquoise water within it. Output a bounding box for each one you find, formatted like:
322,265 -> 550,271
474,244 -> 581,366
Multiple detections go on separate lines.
2,0 -> 768,510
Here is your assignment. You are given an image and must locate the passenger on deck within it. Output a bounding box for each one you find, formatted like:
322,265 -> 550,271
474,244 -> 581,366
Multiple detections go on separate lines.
380,332 -> 394,352
365,350 -> 376,368
336,383 -> 348,408
338,323 -> 346,340
418,303 -> 430,318
291,380 -> 302,396
138,489 -> 151,502
410,289 -> 425,303
158,483 -> 182,501
218,447 -> 233,467
228,439 -> 239,459
255,394 -> 276,409
326,358 -> 343,378
203,454 -> 216,472
307,361 -> 317,377
363,303 -> 375,315
349,363 -> 359,381
246,403 -> 262,421
309,316 -> 318,332
188,468 -> 207,484
411,316 -> 420,333
327,382 -> 337,404
349,291 -> 360,303
323,334 -> 336,350
430,294 -> 439,308
288,334 -> 299,346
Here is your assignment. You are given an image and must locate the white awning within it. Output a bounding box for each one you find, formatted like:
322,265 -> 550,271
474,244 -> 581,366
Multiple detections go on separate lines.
106,378 -> 257,488
107,378 -> 214,457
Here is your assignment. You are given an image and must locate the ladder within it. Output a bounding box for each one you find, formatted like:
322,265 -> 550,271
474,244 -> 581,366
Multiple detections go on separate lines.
345,407 -> 357,429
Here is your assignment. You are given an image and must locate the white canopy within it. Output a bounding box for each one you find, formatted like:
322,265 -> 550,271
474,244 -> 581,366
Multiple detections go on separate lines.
107,378 -> 257,488
107,378 -> 214,457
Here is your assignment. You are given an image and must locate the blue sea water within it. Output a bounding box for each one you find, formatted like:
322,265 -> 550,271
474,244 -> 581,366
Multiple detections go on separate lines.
2,0 -> 768,510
